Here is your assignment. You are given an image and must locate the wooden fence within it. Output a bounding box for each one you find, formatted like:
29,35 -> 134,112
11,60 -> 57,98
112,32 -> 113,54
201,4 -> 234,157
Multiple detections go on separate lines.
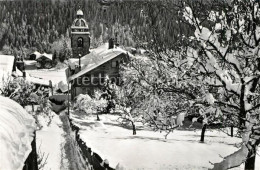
68,118 -> 115,170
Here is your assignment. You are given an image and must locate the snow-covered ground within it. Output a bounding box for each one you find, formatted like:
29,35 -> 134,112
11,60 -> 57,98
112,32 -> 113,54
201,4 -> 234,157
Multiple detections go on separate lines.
36,114 -> 65,170
70,112 -> 260,170
0,96 -> 35,170
36,113 -> 87,170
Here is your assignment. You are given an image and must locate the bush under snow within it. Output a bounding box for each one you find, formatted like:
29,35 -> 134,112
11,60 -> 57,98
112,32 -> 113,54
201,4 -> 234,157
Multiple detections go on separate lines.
0,96 -> 36,170
73,94 -> 108,115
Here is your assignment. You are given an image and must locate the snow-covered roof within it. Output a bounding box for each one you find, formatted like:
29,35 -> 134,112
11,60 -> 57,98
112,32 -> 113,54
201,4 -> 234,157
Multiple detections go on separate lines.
0,55 -> 14,84
26,73 -> 50,86
0,96 -> 36,170
67,43 -> 130,81
11,67 -> 23,78
30,51 -> 41,58
36,53 -> 53,61
58,80 -> 68,93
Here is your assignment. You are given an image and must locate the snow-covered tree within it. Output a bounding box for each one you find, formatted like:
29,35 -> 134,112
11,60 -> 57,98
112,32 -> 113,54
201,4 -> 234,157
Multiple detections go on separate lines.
182,0 -> 260,169
119,52 -> 199,137
0,77 -> 53,129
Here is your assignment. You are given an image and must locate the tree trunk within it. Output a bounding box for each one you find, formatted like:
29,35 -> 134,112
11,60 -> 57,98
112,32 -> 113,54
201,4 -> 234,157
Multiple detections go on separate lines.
245,145 -> 256,170
231,126 -> 233,137
97,113 -> 100,121
240,84 -> 246,128
131,121 -> 136,135
200,124 -> 207,142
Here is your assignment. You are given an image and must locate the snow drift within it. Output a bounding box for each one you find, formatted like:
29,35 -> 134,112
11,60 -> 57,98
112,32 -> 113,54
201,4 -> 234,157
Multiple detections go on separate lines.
0,96 -> 36,170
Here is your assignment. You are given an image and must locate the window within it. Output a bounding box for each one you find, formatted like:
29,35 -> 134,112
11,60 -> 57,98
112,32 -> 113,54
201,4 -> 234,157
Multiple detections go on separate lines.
81,20 -> 86,27
77,37 -> 83,47
75,20 -> 80,26
111,60 -> 119,68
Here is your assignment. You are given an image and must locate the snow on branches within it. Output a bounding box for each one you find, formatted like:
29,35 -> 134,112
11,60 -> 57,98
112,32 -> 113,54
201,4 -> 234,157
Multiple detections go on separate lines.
183,0 -> 260,169
119,51 -> 202,137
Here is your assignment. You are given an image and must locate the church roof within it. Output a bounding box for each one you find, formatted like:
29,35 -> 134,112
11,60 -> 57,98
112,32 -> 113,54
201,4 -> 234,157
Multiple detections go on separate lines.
71,18 -> 89,28
67,43 -> 130,82
77,9 -> 83,16
71,9 -> 89,34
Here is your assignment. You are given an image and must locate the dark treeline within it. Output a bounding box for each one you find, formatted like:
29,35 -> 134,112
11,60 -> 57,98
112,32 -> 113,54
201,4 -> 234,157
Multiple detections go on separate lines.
0,0 -> 199,57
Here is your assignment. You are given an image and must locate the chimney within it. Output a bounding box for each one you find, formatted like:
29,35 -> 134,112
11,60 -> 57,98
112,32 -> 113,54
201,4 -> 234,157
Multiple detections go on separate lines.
108,38 -> 114,49
22,62 -> 26,78
115,32 -> 119,47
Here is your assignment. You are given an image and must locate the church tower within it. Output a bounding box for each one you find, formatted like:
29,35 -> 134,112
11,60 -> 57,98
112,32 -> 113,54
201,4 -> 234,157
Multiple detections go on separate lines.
71,9 -> 90,58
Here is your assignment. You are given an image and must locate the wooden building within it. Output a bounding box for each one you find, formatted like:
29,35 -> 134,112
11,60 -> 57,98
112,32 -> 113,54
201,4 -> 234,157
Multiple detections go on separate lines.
67,43 -> 130,99
67,9 -> 131,99
29,51 -> 41,60
35,53 -> 53,69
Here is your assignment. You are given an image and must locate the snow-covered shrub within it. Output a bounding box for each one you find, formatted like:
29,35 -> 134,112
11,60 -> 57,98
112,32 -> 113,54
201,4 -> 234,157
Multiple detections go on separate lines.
93,90 -> 109,112
73,94 -> 94,114
34,97 -> 54,129
37,145 -> 49,170
0,77 -> 54,129
0,77 -> 35,106
100,79 -> 119,113
73,93 -> 108,115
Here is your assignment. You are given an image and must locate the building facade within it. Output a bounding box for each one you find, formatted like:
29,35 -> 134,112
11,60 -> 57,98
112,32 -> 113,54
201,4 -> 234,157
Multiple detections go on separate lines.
69,52 -> 128,98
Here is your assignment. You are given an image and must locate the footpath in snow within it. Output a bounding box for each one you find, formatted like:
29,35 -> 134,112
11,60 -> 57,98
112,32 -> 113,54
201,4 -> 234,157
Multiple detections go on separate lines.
70,113 -> 260,170
36,114 -> 65,170
37,112 -> 87,170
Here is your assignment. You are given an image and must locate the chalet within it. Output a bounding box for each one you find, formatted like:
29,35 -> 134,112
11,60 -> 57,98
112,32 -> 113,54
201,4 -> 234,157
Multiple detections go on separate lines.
35,53 -> 53,69
29,51 -> 41,60
66,9 -> 131,99
67,43 -> 130,99
0,55 -> 50,95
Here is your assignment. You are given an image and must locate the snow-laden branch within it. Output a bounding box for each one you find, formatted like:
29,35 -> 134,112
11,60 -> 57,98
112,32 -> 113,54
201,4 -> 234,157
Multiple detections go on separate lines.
211,145 -> 248,170
214,101 -> 240,110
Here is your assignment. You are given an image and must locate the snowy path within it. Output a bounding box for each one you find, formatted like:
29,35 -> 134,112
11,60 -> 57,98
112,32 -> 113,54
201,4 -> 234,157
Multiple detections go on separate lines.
37,113 -> 88,170
36,115 -> 65,170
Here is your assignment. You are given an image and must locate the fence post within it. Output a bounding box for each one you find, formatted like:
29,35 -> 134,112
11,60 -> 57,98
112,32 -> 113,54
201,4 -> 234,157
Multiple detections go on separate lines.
49,80 -> 53,96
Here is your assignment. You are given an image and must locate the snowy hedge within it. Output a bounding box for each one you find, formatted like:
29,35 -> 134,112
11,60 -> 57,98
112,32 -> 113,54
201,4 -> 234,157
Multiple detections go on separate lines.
0,96 -> 36,170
